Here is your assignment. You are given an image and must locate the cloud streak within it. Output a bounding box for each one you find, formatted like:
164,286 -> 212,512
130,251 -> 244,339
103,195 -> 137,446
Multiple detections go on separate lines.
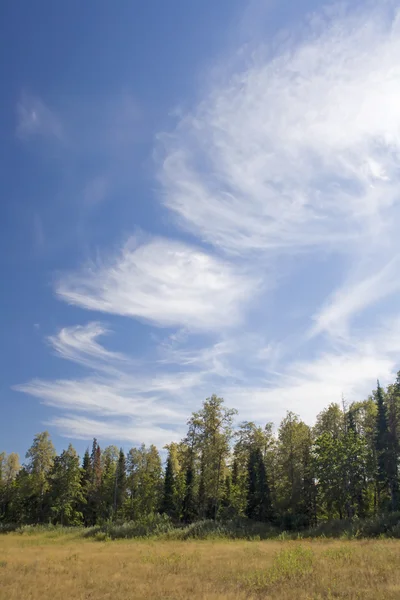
160,2 -> 400,255
56,237 -> 258,330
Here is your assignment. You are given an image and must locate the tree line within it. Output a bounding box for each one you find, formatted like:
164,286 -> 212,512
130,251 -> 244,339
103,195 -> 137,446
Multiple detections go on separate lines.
2,374 -> 400,528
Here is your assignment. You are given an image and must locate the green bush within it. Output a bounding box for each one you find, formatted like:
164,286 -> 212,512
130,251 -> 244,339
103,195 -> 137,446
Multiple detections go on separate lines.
3,513 -> 400,541
85,513 -> 174,540
0,523 -> 19,534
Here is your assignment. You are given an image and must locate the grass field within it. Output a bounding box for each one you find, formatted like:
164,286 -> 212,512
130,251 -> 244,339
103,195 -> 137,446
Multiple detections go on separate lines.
1,531 -> 400,599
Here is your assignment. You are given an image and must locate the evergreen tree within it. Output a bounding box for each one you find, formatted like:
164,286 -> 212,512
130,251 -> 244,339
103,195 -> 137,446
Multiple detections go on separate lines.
182,459 -> 197,523
246,447 -> 258,519
246,447 -> 272,522
99,447 -> 117,521
234,421 -> 276,517
161,453 -> 176,518
80,448 -> 92,525
6,378 -> 400,529
87,438 -> 102,524
114,448 -> 127,517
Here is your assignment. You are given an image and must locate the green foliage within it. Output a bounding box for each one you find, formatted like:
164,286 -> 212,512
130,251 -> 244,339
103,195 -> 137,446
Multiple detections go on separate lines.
49,444 -> 84,526
182,459 -> 197,523
115,448 -> 127,515
187,395 -> 237,520
125,444 -> 163,520
276,412 -> 314,523
85,513 -> 174,539
161,453 -> 177,518
246,447 -> 273,522
4,378 -> 400,533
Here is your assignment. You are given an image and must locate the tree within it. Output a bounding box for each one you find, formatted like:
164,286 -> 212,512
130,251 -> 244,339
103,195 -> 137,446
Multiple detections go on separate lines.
161,452 -> 176,518
349,398 -> 378,515
99,446 -> 118,522
85,439 -> 102,525
233,421 -> 275,517
114,448 -> 127,517
80,448 -> 92,525
49,445 -> 84,525
375,381 -> 390,510
0,452 -> 20,521
182,459 -> 197,523
246,447 -> 273,522
25,431 -> 56,522
314,403 -> 345,439
125,444 -> 163,520
187,395 -> 237,520
314,422 -> 368,520
386,377 -> 400,511
276,412 -> 313,527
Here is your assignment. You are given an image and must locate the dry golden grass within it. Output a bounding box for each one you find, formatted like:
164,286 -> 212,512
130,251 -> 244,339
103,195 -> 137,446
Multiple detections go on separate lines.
1,531 -> 400,599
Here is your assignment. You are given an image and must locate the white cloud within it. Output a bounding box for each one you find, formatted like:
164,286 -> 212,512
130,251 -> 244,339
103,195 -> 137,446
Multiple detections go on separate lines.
16,93 -> 62,140
223,350 -> 395,426
160,3 -> 400,255
15,323 -> 190,444
47,322 -> 127,370
311,256 -> 400,339
48,415 -> 182,447
16,376 -> 185,422
56,237 -> 258,330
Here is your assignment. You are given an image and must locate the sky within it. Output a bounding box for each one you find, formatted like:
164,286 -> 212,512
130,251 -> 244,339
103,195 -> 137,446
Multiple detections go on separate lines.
2,0 -> 400,458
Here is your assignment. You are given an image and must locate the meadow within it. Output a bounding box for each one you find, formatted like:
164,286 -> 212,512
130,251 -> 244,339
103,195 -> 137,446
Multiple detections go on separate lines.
2,529 -> 400,599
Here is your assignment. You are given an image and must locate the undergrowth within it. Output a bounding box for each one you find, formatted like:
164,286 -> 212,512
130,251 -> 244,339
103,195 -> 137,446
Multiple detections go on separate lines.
2,512 -> 400,541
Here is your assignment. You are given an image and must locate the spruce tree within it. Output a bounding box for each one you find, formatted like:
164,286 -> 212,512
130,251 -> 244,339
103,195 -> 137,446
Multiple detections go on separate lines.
246,448 -> 258,520
257,447 -> 273,522
246,447 -> 273,522
80,448 -> 92,525
182,460 -> 197,523
87,439 -> 102,524
114,448 -> 127,516
161,453 -> 176,518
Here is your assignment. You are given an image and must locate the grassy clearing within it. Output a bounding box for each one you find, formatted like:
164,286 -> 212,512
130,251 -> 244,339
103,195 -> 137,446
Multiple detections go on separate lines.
1,532 -> 400,599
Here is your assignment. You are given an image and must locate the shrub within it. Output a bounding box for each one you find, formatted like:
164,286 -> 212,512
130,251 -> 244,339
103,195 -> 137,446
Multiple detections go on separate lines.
85,513 -> 174,540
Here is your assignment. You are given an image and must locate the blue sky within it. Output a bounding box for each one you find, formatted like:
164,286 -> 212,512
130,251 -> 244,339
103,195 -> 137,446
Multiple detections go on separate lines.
2,0 -> 400,457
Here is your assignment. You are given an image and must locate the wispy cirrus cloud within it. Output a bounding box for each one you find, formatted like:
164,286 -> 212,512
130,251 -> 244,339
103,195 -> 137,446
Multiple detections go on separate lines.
160,2 -> 400,255
47,322 -> 127,370
311,256 -> 400,340
15,322 -> 189,445
56,237 -> 258,330
48,415 -> 183,447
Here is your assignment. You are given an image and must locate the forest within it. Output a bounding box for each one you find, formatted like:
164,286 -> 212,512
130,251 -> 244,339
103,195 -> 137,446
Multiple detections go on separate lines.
1,374 -> 400,531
